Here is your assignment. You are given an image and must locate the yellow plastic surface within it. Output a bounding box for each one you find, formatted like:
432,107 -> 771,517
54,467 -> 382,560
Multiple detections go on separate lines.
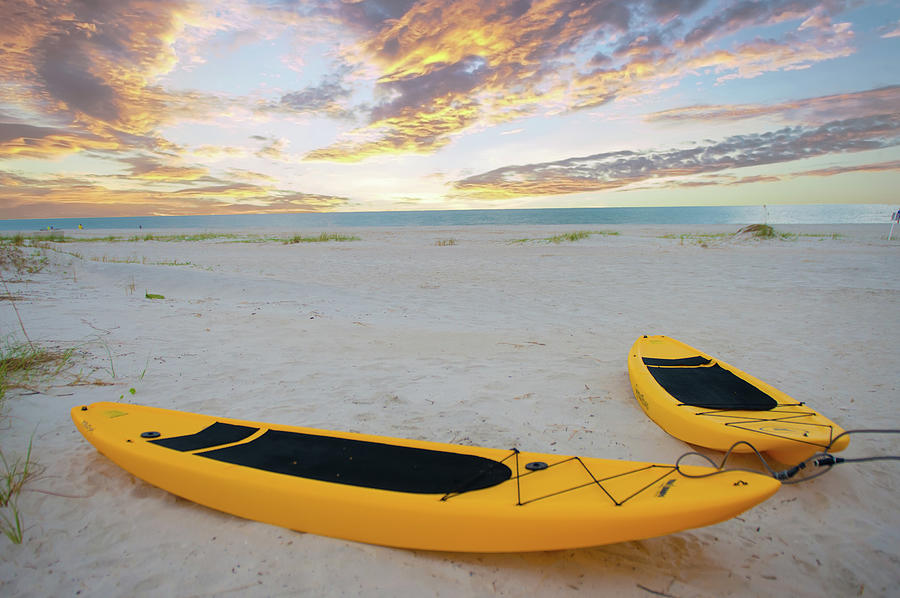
72,402 -> 780,552
628,336 -> 849,464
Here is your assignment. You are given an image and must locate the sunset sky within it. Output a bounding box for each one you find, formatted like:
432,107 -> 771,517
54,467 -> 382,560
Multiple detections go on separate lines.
1,0 -> 899,218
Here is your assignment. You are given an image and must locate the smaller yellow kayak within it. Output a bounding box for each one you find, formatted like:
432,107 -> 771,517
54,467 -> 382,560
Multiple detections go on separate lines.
628,336 -> 849,464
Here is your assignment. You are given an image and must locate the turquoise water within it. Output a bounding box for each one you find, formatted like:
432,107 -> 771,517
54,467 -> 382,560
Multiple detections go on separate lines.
1,204 -> 896,231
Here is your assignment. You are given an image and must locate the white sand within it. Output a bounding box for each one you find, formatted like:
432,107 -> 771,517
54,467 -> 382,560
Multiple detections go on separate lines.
1,224 -> 898,597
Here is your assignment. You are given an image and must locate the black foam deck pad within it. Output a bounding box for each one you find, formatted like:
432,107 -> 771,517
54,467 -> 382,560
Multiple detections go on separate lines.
642,356 -> 712,367
151,422 -> 259,452
195,429 -> 513,494
647,363 -> 778,410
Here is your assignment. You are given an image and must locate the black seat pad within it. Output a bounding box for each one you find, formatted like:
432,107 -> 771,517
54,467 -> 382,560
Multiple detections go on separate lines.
645,362 -> 777,410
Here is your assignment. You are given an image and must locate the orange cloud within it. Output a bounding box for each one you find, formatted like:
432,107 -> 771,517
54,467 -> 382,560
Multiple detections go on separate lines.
308,0 -> 859,161
0,169 -> 352,218
0,0 -> 232,163
0,123 -> 122,159
306,97 -> 482,162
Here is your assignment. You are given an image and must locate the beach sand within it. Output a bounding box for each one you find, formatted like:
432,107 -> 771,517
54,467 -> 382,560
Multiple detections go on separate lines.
1,224 -> 898,597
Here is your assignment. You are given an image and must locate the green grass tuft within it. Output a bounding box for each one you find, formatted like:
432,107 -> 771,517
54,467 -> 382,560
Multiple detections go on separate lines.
0,340 -> 75,399
0,339 -> 69,544
738,223 -> 777,238
0,438 -> 36,544
737,224 -> 796,240
0,242 -> 48,275
283,232 -> 360,244
799,232 -> 843,239
510,230 -> 619,244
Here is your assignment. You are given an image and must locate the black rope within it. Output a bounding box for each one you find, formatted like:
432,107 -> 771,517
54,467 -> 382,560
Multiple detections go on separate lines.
442,449 -> 680,507
513,460 -> 677,507
690,406 -> 839,450
440,448 -> 520,502
674,429 -> 900,484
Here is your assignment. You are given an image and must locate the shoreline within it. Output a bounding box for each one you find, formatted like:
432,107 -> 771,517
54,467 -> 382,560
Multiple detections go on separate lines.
1,224 -> 898,596
2,203 -> 898,232
3,221 -> 896,240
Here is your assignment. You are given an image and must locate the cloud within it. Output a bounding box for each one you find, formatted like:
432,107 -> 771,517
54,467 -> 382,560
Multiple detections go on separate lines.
255,137 -> 290,160
646,86 -> 900,125
0,168 -> 353,218
654,160 -> 900,190
271,64 -> 360,120
682,0 -> 847,46
305,57 -> 488,161
0,0 -> 239,163
453,113 -> 900,198
304,0 -> 859,161
281,81 -> 352,115
121,156 -> 210,182
226,168 -> 277,183
0,0 -> 889,216
0,0 -> 867,167
880,20 -> 900,38
20,0 -> 186,131
0,122 -> 121,159
792,159 -> 900,178
648,0 -> 708,23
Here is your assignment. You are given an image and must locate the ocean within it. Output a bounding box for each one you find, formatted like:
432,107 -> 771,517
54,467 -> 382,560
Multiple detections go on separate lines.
0,204 -> 896,231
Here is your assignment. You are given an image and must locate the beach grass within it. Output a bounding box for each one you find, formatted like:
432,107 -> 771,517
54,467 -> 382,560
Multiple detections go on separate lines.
0,438 -> 35,544
799,232 -> 843,239
737,224 -> 796,240
662,225 -> 831,246
128,233 -> 242,242
661,232 -> 730,246
510,230 -> 619,244
3,232 -> 367,245
283,233 -> 360,244
435,239 -> 458,246
0,232 -> 65,244
0,340 -> 76,398
0,339 -> 72,545
1,228 -> 78,544
0,241 -> 49,276
89,256 -> 193,266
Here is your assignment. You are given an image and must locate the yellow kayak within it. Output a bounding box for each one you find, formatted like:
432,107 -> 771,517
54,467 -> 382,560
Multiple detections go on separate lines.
72,402 -> 780,552
628,335 -> 849,464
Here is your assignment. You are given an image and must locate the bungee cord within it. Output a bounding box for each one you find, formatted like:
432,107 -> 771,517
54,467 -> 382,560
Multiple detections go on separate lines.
674,429 -> 900,484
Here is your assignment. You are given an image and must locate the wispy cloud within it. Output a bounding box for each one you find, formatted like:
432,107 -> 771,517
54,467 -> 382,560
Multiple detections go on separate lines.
453,112 -> 900,198
879,19 -> 900,38
0,169 -> 352,218
646,86 -> 900,125
0,122 -> 121,159
639,160 -> 900,190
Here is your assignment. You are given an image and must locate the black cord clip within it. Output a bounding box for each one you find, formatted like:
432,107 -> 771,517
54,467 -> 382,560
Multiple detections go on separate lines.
812,454 -> 844,467
774,462 -> 806,480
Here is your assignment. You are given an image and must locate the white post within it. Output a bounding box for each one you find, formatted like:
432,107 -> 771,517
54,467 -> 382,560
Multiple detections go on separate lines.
891,209 -> 900,240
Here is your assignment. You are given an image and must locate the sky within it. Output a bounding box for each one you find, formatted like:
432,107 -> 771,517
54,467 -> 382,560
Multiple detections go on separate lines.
1,0 -> 899,218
